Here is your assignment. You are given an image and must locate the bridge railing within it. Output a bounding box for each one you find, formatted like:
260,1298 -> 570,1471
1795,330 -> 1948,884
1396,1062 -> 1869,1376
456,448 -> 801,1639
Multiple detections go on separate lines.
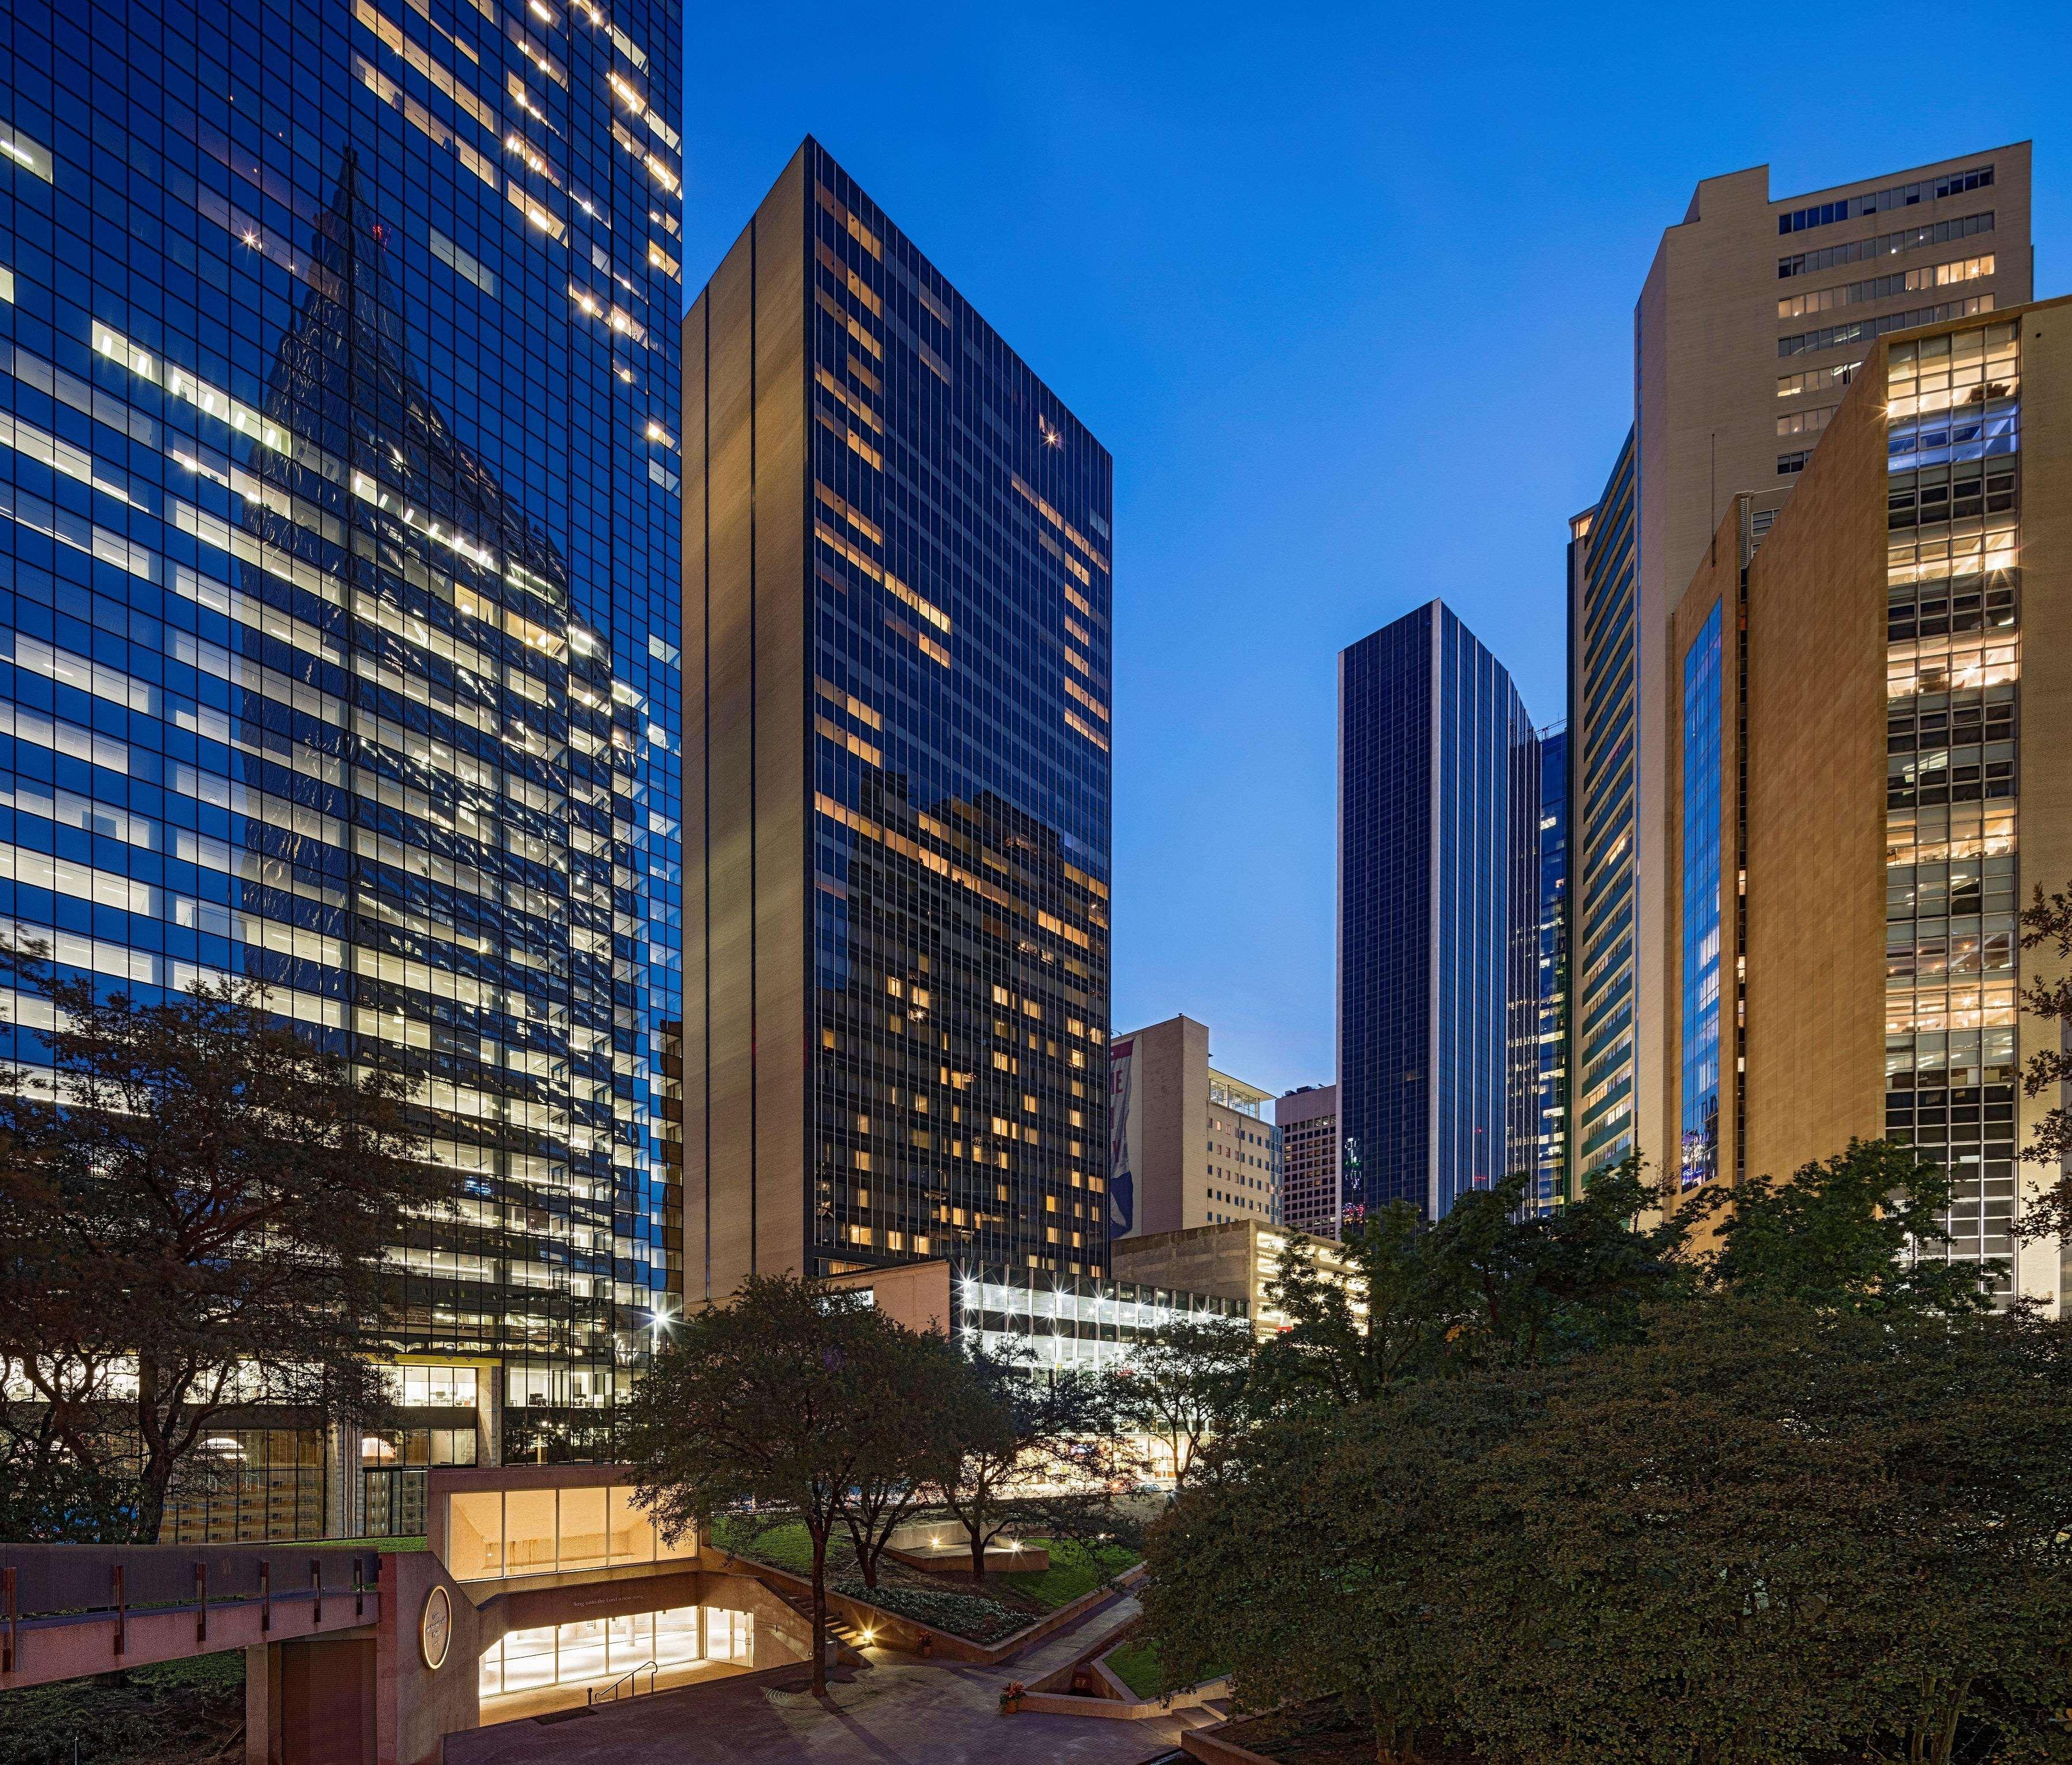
0,1544 -> 384,1681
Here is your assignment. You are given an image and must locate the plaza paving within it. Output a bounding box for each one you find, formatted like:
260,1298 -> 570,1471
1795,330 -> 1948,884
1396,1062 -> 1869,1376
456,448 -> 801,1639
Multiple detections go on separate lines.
445,1593 -> 1193,1764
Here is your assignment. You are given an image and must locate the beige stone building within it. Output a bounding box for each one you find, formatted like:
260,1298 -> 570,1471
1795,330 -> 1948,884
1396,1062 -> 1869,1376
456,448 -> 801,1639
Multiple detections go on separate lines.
1109,1015 -> 1280,1238
1110,1218 -> 1360,1340
1574,144 -> 2033,1182
1662,294 -> 2069,1306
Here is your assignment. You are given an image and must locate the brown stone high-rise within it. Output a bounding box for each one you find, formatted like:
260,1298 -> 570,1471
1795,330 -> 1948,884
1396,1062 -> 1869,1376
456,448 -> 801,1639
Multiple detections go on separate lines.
680,141 -> 1115,1302
1571,144 -> 2033,1184
1664,294 -> 2070,1303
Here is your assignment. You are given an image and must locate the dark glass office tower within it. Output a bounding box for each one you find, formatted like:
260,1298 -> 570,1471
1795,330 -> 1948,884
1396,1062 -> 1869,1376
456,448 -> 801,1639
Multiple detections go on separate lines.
0,0 -> 682,1527
682,142 -> 1113,1297
1338,600 -> 1538,1222
1534,723 -> 1569,1208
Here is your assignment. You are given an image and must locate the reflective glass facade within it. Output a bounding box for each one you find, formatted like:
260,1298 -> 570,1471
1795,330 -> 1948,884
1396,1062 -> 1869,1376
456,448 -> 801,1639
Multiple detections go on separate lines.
1881,318 -> 2021,1286
1569,429 -> 1639,1180
0,0 -> 684,1477
1677,604 -> 1722,1189
684,143 -> 1112,1295
1533,724 -> 1568,1208
1338,600 -> 1538,1221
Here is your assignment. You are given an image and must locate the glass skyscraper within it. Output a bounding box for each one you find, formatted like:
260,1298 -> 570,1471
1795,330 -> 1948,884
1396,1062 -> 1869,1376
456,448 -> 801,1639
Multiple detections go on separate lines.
1568,430 -> 1638,1181
1338,600 -> 1539,1222
1534,722 -> 1568,1208
682,142 -> 1113,1297
0,0 -> 683,1530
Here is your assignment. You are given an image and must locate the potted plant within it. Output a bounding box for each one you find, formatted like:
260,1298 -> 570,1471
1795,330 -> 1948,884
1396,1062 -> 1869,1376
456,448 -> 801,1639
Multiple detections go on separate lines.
999,1681 -> 1027,1714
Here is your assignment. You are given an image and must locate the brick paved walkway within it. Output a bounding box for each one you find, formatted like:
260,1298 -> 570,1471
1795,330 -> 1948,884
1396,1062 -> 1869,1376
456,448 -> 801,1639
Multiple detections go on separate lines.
445,1595 -> 1188,1764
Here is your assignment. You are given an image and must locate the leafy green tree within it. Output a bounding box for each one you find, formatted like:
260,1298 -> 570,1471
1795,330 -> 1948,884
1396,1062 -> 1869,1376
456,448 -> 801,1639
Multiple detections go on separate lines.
0,947 -> 439,1542
1252,1157 -> 1686,1412
836,1325 -> 974,1589
1145,1375 -> 1525,1762
926,1342 -> 1123,1583
1105,1314 -> 1255,1488
2014,881 -> 2072,1241
1453,1298 -> 2072,1765
1680,1137 -> 1997,1315
622,1275 -> 949,1694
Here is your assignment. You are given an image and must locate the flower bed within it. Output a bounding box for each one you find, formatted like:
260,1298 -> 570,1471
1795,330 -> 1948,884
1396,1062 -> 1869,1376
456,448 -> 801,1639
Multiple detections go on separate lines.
830,1576 -> 1026,1644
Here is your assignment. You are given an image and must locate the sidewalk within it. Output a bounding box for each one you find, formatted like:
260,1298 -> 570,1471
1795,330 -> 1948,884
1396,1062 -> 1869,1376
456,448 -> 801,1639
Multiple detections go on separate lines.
445,1593 -> 1187,1765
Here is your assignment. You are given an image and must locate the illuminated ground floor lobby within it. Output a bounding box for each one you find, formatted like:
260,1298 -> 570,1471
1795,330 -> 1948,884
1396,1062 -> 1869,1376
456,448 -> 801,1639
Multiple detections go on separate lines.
477,1604 -> 758,1722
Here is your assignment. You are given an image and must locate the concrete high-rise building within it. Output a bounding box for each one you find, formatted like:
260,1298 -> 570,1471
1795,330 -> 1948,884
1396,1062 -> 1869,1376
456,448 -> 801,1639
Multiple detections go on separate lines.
1574,145 -> 2033,1182
1665,295 -> 2063,1302
1535,725 -> 1569,1206
1338,600 -> 1540,1221
1275,1082 -> 1340,1238
681,142 -> 1113,1297
1109,1014 -> 1280,1236
0,0 -> 684,1533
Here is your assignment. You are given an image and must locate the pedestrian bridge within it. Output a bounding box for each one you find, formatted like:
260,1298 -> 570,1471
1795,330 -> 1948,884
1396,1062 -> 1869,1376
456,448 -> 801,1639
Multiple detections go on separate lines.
0,1465 -> 815,1765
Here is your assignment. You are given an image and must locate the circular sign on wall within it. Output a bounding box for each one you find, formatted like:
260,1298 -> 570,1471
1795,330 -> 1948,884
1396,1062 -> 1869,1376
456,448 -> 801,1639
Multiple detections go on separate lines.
420,1585 -> 452,1671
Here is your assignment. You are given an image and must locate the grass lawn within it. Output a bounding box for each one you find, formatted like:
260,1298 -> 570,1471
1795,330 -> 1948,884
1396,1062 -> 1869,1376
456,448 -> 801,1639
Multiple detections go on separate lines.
710,1516 -> 822,1575
998,1538 -> 1140,1610
1104,1637 -> 1164,1700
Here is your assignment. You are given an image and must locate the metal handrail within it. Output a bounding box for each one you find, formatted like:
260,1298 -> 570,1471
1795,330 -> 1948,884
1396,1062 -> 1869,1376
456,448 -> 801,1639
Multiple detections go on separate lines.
588,1661 -> 658,1705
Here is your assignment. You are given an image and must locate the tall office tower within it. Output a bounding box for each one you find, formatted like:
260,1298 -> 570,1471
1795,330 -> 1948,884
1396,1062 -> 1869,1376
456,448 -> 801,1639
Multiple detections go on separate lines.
0,0 -> 684,1533
1338,601 -> 1539,1221
1570,146 -> 2033,1184
1534,724 -> 1569,1206
1568,435 -> 1639,1179
1275,1082 -> 1340,1238
1665,296 -> 2061,1301
682,142 -> 1113,1297
1109,1015 -> 1279,1236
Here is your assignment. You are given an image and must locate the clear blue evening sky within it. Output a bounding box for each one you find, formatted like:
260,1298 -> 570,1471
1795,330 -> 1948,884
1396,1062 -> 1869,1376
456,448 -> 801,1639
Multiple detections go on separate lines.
682,1 -> 2071,1096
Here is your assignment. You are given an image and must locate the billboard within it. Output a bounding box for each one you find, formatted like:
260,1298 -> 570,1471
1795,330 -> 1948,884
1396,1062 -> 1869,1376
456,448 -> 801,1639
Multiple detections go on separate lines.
1108,1035 -> 1138,1237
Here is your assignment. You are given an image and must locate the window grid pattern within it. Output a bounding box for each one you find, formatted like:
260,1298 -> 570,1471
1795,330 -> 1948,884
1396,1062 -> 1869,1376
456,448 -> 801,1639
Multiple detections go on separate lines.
1340,603 -> 1537,1222
1882,320 -> 2022,1283
0,0 -> 685,1482
803,148 -> 1113,1282
1534,725 -> 1568,1210
1571,432 -> 1639,1180
1678,604 -> 1722,1190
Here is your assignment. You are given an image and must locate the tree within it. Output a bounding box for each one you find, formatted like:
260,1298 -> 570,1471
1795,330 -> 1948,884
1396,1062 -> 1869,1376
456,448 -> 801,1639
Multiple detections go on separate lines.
1153,1295 -> 2072,1765
1105,1314 -> 1255,1488
1451,1299 -> 2072,1765
0,947 -> 440,1541
2015,880 -> 2072,1242
927,1342 -> 1123,1584
622,1276 -> 956,1694
1251,1157 -> 1687,1414
1145,1375 -> 1525,1762
1679,1136 -> 1998,1315
836,1325 -> 974,1589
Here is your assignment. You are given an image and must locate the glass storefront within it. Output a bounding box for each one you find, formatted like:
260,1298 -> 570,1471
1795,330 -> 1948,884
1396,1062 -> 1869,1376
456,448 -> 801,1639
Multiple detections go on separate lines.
444,1483 -> 695,1581
478,1604 -> 751,1703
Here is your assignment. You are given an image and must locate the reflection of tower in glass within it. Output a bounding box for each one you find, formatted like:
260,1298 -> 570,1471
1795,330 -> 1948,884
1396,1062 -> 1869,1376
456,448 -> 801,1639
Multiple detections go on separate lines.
237,160 -> 648,1451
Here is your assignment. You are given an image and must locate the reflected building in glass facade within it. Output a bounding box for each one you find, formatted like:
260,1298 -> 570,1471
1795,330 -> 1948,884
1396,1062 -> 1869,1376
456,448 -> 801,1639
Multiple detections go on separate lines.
1338,600 -> 1539,1221
0,0 -> 684,1529
682,141 -> 1113,1296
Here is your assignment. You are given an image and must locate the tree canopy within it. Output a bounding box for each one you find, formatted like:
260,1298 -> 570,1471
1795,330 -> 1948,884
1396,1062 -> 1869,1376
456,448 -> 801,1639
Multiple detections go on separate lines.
621,1275 -> 976,1693
0,949 -> 441,1541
